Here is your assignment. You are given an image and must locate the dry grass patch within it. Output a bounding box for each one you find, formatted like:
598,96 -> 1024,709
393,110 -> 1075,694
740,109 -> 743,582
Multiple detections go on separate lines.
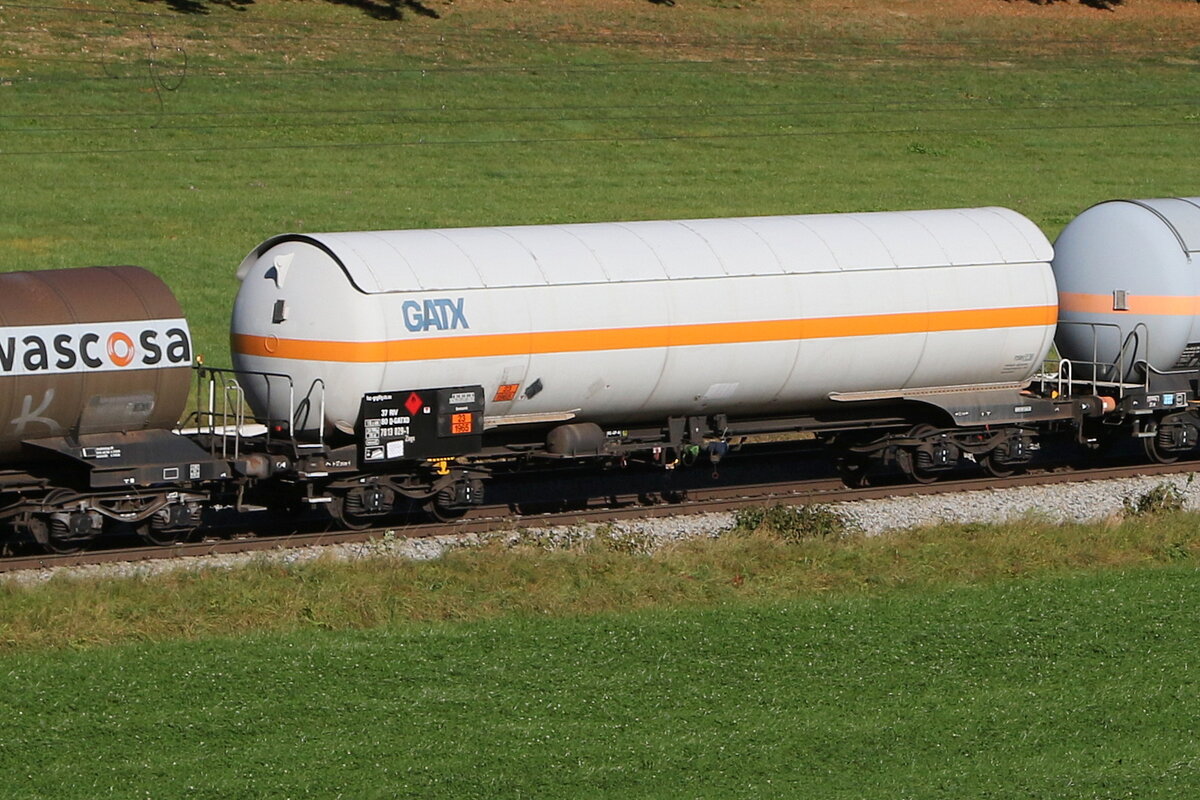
6,0 -> 1200,69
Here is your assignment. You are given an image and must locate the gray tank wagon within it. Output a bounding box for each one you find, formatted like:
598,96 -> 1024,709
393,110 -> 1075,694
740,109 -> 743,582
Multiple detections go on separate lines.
1053,197 -> 1200,383
1050,198 -> 1200,461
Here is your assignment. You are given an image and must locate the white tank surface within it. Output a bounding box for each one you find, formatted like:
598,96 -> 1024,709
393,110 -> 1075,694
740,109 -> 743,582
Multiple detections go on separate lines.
1053,198 -> 1200,380
231,208 -> 1058,435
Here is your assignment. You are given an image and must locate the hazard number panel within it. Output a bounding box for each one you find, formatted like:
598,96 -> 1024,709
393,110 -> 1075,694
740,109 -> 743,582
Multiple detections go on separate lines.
357,385 -> 485,463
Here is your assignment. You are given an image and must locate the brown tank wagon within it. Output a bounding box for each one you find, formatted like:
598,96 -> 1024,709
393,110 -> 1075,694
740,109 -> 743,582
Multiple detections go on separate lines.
0,267 -> 222,552
0,266 -> 192,457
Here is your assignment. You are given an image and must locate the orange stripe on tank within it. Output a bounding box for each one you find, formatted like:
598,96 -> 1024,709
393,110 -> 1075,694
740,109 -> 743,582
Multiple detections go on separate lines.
1058,292 -> 1200,316
231,304 -> 1057,364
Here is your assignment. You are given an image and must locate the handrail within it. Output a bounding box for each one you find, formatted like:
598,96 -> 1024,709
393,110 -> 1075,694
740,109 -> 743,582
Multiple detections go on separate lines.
220,378 -> 245,460
1051,320 -> 1152,398
1056,358 -> 1072,399
186,365 -> 328,457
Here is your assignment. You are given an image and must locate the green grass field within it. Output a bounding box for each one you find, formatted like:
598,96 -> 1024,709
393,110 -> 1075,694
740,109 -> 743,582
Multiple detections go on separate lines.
4,2 -> 1200,795
3,563 -> 1199,799
0,505 -> 1199,796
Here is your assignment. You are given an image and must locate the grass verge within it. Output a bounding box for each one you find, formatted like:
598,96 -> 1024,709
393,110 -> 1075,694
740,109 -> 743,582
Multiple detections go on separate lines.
2,502 -> 1198,651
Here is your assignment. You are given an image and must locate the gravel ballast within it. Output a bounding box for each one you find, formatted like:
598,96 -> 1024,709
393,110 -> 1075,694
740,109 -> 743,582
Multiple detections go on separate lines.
3,473 -> 1197,586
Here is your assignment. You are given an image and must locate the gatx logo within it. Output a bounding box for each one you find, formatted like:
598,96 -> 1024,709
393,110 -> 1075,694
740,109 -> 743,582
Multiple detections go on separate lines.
402,297 -> 468,333
0,319 -> 192,376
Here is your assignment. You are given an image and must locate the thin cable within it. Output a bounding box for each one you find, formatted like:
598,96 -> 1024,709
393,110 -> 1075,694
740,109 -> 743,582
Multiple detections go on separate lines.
1,93 -> 1194,121
0,118 -> 1194,158
0,99 -> 1193,135
4,49 -> 1177,84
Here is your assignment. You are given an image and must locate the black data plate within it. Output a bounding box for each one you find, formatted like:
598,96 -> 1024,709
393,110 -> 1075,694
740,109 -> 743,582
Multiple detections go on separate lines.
357,385 -> 484,463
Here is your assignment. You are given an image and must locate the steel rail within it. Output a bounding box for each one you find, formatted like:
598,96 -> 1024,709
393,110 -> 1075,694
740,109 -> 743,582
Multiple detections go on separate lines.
2,459 -> 1196,575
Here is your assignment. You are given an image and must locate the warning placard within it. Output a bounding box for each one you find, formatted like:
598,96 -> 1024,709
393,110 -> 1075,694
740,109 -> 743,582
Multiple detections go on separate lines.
357,385 -> 484,463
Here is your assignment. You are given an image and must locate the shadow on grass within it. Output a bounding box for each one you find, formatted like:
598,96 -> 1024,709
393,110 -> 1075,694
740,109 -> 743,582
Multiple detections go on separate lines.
137,0 -> 253,13
1006,0 -> 1125,9
325,0 -> 441,21
137,0 -> 441,18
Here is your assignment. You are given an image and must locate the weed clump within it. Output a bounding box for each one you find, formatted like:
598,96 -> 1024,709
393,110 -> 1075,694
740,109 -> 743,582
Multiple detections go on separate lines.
502,525 -> 593,551
597,527 -> 659,555
1123,482 -> 1189,517
731,503 -> 856,542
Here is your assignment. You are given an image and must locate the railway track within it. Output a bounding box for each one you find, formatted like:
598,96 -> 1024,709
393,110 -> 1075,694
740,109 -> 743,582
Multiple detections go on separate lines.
3,456 -> 1197,575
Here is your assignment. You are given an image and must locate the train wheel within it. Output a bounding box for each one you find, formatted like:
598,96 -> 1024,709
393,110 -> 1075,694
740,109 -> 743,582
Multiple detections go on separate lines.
33,490 -> 98,553
899,451 -> 939,485
980,452 -> 1019,479
661,489 -> 689,504
1143,432 -> 1181,465
44,535 -> 85,554
905,462 -> 940,485
902,424 -> 951,484
138,522 -> 194,547
36,515 -> 84,554
46,513 -> 101,554
427,478 -> 484,522
139,503 -> 201,546
426,496 -> 468,523
331,485 -> 397,531
330,495 -> 375,531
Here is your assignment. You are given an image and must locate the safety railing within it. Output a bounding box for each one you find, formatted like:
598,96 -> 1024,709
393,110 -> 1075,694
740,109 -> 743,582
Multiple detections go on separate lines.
180,365 -> 327,458
1040,321 -> 1151,399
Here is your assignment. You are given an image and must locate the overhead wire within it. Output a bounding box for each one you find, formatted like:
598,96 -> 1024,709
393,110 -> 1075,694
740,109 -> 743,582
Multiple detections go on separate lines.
6,47 -> 1186,84
0,99 -> 1059,121
0,98 -> 1196,135
0,118 -> 1195,158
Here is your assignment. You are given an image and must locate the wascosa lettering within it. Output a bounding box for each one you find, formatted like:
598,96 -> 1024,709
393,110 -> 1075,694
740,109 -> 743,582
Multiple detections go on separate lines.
402,298 -> 468,333
0,319 -> 192,376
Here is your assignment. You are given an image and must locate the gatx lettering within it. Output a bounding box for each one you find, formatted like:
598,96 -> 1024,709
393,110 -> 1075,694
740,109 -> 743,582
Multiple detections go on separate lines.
402,298 -> 468,333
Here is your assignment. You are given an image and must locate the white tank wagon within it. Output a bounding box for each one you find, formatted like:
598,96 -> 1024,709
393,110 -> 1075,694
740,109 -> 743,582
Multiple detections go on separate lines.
232,208 -> 1058,437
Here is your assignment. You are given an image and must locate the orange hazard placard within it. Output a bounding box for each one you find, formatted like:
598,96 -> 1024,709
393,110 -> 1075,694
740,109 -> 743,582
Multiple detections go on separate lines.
451,413 -> 474,434
493,383 -> 520,402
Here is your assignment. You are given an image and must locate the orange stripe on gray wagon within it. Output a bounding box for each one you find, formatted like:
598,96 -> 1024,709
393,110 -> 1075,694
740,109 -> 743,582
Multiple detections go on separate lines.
1058,292 -> 1200,316
231,305 -> 1058,364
